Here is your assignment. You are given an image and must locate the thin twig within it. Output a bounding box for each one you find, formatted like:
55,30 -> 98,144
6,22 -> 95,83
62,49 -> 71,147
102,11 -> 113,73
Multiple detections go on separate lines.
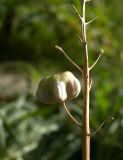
89,49 -> 104,70
86,17 -> 98,25
72,4 -> 82,21
55,45 -> 83,73
89,116 -> 114,136
77,35 -> 84,45
62,102 -> 81,128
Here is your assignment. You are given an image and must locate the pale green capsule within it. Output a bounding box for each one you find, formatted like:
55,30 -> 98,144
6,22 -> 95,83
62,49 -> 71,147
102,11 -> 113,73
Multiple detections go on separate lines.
36,71 -> 81,104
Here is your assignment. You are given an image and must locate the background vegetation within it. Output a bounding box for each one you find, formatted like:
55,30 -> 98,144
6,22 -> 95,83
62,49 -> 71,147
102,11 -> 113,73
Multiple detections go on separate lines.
0,0 -> 123,160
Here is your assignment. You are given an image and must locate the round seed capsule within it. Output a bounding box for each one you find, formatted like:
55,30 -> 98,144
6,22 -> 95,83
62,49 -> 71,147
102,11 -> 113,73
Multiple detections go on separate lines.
36,71 -> 81,104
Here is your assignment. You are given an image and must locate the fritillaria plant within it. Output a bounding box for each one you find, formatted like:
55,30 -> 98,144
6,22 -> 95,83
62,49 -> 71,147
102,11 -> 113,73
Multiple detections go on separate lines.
36,0 -> 114,160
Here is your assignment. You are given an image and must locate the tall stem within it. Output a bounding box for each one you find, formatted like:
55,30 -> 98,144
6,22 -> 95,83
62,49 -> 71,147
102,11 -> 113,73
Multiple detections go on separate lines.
81,0 -> 90,160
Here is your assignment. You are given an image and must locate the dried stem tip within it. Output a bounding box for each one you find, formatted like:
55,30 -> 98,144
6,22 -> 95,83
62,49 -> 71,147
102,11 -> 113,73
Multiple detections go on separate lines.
55,45 -> 62,52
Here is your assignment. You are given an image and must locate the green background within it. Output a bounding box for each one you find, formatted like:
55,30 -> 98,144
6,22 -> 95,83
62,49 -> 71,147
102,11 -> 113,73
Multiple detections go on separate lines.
0,0 -> 123,159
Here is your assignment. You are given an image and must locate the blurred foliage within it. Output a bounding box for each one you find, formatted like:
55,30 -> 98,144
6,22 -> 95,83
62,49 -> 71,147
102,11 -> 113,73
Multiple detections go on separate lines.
0,0 -> 123,160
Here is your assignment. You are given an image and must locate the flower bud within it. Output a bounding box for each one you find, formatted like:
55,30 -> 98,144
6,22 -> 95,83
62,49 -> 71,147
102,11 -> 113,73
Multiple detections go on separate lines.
36,71 -> 81,104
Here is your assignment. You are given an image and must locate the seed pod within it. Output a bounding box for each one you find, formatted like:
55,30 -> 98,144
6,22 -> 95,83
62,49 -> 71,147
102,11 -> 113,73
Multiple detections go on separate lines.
36,71 -> 81,104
